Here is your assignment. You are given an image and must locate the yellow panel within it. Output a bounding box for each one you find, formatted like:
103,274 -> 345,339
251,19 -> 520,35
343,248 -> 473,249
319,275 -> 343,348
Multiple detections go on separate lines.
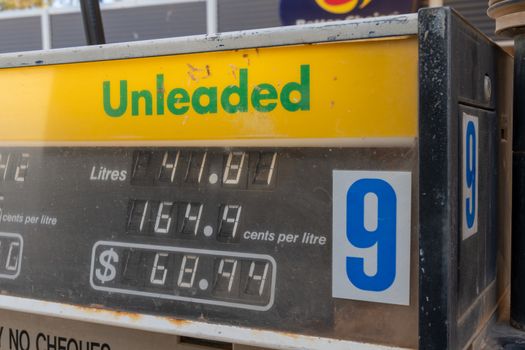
0,36 -> 418,143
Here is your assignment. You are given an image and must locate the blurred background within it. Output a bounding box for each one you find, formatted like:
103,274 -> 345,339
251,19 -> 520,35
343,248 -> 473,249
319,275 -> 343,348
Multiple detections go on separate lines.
0,0 -> 503,54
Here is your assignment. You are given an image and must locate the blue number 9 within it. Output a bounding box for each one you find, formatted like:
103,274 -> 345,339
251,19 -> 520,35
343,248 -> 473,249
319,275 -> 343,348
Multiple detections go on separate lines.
346,179 -> 397,292
465,121 -> 477,229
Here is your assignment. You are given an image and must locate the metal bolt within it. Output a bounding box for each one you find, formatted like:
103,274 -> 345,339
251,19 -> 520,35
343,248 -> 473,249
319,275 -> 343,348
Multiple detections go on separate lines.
484,75 -> 492,101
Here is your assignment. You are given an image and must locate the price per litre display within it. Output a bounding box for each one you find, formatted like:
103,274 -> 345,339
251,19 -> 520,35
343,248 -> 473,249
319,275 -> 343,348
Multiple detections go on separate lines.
0,146 -> 415,337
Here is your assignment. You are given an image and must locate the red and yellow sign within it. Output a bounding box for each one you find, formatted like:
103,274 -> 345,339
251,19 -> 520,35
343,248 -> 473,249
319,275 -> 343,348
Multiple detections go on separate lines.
314,0 -> 372,14
280,0 -> 417,26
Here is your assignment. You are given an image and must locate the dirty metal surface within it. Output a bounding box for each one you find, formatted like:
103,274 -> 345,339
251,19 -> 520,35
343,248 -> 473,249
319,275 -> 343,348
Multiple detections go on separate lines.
0,297 -> 412,350
0,147 -> 418,349
0,307 -> 275,350
0,13 -> 417,68
418,7 -> 512,350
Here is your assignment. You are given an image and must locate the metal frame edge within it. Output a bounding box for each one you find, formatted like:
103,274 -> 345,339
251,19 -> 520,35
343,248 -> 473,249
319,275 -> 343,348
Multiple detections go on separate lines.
418,6 -> 454,350
0,295 -> 411,350
0,13 -> 418,68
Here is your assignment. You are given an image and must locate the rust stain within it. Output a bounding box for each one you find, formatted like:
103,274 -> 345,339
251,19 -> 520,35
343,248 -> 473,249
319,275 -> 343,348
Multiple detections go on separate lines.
229,64 -> 238,80
167,317 -> 192,326
65,304 -> 196,328
187,64 -> 198,72
72,304 -> 142,321
248,328 -> 302,340
67,305 -> 328,343
186,63 -> 210,81
187,71 -> 197,81
242,53 -> 250,66
279,332 -> 300,339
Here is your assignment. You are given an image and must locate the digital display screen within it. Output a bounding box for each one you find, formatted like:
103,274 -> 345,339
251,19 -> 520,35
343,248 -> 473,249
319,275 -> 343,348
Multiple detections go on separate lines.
91,242 -> 275,310
0,146 -> 416,340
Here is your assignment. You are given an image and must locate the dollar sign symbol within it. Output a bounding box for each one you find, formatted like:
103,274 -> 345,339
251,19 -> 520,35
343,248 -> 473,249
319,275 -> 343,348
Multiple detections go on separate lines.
96,248 -> 119,284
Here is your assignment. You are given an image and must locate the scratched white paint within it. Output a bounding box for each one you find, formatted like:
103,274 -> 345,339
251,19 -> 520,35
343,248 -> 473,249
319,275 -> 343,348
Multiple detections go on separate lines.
0,295 -> 413,350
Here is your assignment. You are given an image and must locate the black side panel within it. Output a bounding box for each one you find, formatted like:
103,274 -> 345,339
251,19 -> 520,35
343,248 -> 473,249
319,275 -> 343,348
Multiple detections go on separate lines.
511,34 -> 525,330
456,106 -> 499,348
452,11 -> 501,350
419,7 -> 455,350
419,7 -> 505,349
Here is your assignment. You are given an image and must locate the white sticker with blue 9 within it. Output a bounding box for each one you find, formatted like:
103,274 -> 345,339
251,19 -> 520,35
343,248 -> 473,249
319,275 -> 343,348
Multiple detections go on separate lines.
462,113 -> 479,240
332,171 -> 411,306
